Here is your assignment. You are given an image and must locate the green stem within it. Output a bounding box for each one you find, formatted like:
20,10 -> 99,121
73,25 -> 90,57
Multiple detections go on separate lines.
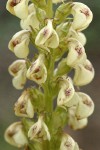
46,0 -> 53,18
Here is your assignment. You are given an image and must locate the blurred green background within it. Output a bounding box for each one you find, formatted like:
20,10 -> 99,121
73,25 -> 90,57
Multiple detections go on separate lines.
0,0 -> 100,150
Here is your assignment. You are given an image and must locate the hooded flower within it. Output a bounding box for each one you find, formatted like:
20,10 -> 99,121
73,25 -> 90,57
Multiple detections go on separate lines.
8,60 -> 27,89
75,92 -> 94,119
35,19 -> 59,48
60,134 -> 76,150
20,3 -> 39,30
71,2 -> 93,31
8,30 -> 30,58
69,116 -> 88,130
73,59 -> 95,86
27,54 -> 47,84
66,38 -> 87,67
68,106 -> 88,130
57,77 -> 75,106
6,0 -> 30,19
4,122 -> 28,147
14,89 -> 34,118
28,116 -> 51,141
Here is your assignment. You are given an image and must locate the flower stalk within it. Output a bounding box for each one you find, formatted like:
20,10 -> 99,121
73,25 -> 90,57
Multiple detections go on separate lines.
5,0 -> 95,150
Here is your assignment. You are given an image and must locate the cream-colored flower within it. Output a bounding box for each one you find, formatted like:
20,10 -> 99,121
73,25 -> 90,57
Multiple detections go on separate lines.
73,59 -> 95,86
68,29 -> 87,46
57,77 -> 75,106
75,92 -> 94,119
66,38 -> 87,67
4,122 -> 28,147
8,60 -> 27,89
8,30 -> 30,58
14,90 -> 34,118
65,92 -> 80,108
52,0 -> 64,4
72,2 -> 93,31
6,0 -> 30,19
20,3 -> 39,30
68,116 -> 88,130
28,116 -> 50,141
68,106 -> 88,130
74,142 -> 80,150
60,134 -> 76,150
27,54 -> 47,84
35,19 -> 59,48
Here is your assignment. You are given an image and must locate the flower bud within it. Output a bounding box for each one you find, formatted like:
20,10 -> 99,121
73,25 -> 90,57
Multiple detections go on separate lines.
54,2 -> 73,24
20,4 -> 39,30
54,58 -> 70,77
27,54 -> 47,84
66,38 -> 87,67
4,122 -> 28,147
56,22 -> 71,39
28,116 -> 51,141
6,0 -> 30,19
57,77 -> 75,106
73,59 -> 95,86
75,92 -> 94,119
60,134 -> 76,150
35,19 -> 59,48
8,60 -> 27,89
68,29 -> 87,46
8,30 -> 30,58
71,2 -> 93,31
14,90 -> 34,118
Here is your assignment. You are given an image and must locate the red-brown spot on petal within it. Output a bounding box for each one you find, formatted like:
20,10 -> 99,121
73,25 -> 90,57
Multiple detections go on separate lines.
65,88 -> 72,97
85,65 -> 93,72
10,0 -> 21,7
75,45 -> 83,55
12,40 -> 20,47
80,8 -> 90,17
83,99 -> 92,107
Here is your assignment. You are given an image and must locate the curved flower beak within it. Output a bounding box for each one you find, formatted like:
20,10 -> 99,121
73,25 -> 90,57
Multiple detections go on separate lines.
8,30 -> 30,58
75,92 -> 95,119
28,116 -> 51,141
57,77 -> 75,106
66,38 -> 87,67
6,0 -> 30,19
60,134 -> 76,150
71,2 -> 93,31
27,54 -> 47,84
9,60 -> 27,89
4,122 -> 28,147
73,59 -> 95,86
14,90 -> 34,118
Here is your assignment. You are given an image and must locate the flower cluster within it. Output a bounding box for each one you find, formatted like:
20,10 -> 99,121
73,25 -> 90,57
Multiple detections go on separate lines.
5,0 -> 94,150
